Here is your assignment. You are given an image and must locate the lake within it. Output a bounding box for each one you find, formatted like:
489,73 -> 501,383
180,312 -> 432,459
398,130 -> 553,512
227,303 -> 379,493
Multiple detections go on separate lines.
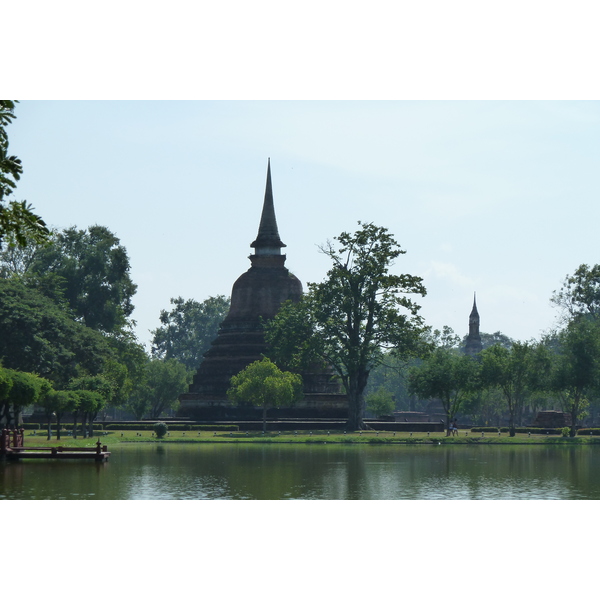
2,442 -> 600,500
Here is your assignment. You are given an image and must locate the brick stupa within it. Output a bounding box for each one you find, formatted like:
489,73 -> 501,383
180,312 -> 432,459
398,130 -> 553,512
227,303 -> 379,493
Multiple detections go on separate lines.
178,160 -> 346,420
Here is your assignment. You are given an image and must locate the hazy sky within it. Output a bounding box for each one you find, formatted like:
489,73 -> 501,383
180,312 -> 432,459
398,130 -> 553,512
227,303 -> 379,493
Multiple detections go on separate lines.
7,100 -> 600,347
6,0 -> 600,585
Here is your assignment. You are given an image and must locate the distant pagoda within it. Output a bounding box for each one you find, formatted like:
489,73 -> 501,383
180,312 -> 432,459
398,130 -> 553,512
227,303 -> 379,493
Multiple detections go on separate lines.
177,160 -> 346,420
463,293 -> 483,356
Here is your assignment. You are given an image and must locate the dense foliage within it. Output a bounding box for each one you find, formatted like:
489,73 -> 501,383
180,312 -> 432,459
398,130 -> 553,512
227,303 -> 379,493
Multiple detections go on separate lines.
22,225 -> 138,334
408,347 -> 480,433
479,342 -> 546,436
227,357 -> 302,432
127,358 -> 191,420
0,100 -> 49,248
551,264 -> 600,323
0,278 -> 113,385
151,295 -> 230,370
365,387 -> 396,418
153,421 -> 168,439
266,222 -> 427,430
547,318 -> 600,436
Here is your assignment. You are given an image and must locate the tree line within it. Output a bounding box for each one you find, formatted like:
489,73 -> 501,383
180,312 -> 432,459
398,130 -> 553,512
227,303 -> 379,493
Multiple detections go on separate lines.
3,100 -> 600,435
0,226 -> 230,430
0,100 -> 232,430
362,268 -> 600,437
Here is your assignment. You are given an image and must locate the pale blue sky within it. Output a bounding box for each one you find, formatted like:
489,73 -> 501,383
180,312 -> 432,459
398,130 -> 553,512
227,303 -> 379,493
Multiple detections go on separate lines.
6,0 -> 600,583
8,100 -> 600,346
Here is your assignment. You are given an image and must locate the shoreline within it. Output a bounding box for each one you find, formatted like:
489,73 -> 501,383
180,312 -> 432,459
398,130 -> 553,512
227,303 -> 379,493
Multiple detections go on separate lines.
21,430 -> 600,447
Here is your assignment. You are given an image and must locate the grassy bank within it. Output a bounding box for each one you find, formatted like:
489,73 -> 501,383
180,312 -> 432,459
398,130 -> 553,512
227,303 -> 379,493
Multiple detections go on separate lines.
21,429 -> 600,447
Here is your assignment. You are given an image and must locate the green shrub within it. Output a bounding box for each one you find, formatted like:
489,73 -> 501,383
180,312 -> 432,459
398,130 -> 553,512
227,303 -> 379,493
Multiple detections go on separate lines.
153,422 -> 168,439
561,426 -> 570,437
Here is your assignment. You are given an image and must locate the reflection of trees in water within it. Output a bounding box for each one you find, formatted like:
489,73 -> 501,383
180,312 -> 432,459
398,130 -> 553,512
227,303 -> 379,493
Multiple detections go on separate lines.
3,444 -> 600,499
0,459 -> 108,500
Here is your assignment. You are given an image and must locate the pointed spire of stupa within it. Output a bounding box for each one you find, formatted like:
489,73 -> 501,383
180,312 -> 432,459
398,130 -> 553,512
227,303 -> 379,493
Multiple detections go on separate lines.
469,292 -> 480,331
251,158 -> 286,255
465,292 -> 483,356
470,292 -> 479,320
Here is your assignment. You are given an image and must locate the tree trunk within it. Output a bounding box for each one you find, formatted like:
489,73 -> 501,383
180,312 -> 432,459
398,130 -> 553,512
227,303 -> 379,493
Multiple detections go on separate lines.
73,411 -> 78,439
56,413 -> 62,441
0,403 -> 9,428
345,369 -> 369,430
47,414 -> 52,440
12,404 -> 22,428
507,396 -> 516,437
82,413 -> 87,438
441,396 -> 451,436
89,412 -> 97,438
4,403 -> 14,428
571,402 -> 578,438
262,405 -> 268,434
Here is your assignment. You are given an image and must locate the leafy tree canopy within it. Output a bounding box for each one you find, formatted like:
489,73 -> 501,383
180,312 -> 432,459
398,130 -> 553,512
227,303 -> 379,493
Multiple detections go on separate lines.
23,225 -> 137,334
0,100 -> 49,248
227,357 -> 302,432
0,368 -> 51,427
480,341 -> 546,435
265,222 -> 427,430
427,326 -> 461,350
366,387 -> 396,417
68,375 -> 114,406
0,278 -> 113,385
458,330 -> 515,351
127,358 -> 191,420
548,318 -> 600,436
551,264 -> 600,323
408,347 -> 480,431
151,295 -> 230,370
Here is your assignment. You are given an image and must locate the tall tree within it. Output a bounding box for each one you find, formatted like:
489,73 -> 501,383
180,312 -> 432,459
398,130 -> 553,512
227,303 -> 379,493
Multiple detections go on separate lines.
151,295 -> 230,370
266,222 -> 426,430
227,357 -> 302,433
480,342 -> 545,436
548,318 -> 600,437
128,358 -> 191,420
551,264 -> 600,323
26,225 -> 137,334
107,334 -> 148,405
408,347 -> 480,434
0,100 -> 49,248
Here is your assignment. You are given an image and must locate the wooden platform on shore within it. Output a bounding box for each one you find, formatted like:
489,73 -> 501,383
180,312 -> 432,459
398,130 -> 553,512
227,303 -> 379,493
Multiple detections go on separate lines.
1,429 -> 110,461
4,446 -> 111,462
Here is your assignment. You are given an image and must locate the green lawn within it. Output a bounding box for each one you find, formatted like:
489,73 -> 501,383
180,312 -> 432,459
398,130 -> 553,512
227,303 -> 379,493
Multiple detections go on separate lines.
22,428 -> 600,447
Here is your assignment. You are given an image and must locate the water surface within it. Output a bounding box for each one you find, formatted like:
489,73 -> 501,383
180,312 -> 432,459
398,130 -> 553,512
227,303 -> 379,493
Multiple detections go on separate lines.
2,443 -> 599,500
